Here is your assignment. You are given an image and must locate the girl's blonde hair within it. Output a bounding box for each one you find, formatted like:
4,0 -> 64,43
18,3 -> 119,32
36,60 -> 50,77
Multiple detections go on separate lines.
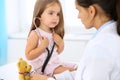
29,0 -> 64,38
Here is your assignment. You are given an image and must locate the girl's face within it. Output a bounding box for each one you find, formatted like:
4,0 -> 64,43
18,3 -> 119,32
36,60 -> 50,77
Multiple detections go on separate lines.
75,2 -> 94,29
40,3 -> 60,30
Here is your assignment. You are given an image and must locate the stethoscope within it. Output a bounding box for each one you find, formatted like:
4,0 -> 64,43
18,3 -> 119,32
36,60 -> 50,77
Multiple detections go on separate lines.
31,17 -> 55,74
33,17 -> 41,35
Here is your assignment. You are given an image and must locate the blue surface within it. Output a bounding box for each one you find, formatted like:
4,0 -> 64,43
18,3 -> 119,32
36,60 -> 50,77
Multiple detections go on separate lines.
0,0 -> 8,66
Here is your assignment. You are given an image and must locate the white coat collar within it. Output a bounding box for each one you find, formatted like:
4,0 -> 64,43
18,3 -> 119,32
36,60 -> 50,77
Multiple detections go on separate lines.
92,20 -> 115,38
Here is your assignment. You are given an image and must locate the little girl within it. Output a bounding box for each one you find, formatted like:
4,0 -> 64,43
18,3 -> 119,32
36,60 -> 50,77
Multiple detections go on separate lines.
25,0 -> 77,78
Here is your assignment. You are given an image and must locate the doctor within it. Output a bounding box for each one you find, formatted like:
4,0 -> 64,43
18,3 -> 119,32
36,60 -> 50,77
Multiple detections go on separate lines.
75,0 -> 120,80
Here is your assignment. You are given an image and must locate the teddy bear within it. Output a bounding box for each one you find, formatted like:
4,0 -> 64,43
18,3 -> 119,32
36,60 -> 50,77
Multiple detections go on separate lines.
17,58 -> 32,80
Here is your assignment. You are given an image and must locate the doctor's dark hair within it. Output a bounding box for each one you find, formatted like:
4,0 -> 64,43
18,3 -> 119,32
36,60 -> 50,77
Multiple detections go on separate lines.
76,0 -> 120,36
29,0 -> 64,38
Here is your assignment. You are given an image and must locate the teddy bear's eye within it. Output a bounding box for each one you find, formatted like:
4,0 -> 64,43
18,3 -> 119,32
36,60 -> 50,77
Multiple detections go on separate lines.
25,66 -> 27,68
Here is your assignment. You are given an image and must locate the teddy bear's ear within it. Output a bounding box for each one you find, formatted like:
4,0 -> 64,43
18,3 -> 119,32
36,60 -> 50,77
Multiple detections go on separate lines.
19,58 -> 23,61
17,62 -> 20,67
17,58 -> 22,67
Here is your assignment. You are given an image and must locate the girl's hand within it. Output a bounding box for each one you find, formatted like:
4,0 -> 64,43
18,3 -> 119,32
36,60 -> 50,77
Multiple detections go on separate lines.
39,36 -> 49,49
53,33 -> 64,53
25,31 -> 49,60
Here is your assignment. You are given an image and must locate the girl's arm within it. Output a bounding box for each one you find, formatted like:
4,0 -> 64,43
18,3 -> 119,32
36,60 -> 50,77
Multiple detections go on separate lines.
53,33 -> 64,54
25,31 -> 49,60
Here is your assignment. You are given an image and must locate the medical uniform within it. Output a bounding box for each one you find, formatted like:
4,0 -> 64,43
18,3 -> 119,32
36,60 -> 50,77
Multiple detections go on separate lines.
75,20 -> 120,80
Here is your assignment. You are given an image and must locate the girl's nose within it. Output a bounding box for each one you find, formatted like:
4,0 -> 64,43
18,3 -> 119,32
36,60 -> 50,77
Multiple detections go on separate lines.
54,15 -> 59,20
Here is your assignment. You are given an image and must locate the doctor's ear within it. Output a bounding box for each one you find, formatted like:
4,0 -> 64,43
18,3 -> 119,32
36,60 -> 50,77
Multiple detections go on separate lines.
88,5 -> 96,19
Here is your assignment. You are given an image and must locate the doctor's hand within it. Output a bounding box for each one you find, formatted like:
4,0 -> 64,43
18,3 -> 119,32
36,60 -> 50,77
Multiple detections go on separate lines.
53,33 -> 64,53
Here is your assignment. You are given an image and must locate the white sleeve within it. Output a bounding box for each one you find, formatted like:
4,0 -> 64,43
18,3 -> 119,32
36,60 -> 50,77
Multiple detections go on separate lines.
86,46 -> 114,80
83,57 -> 113,80
48,78 -> 55,80
54,70 -> 76,80
75,45 -> 114,80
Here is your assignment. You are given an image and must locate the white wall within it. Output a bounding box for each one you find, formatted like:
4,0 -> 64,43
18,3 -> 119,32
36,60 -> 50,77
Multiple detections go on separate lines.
7,34 -> 91,64
7,39 -> 26,63
60,40 -> 88,63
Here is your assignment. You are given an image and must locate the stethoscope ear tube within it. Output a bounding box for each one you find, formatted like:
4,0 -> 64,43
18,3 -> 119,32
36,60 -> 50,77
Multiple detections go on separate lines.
33,17 -> 39,29
33,17 -> 41,36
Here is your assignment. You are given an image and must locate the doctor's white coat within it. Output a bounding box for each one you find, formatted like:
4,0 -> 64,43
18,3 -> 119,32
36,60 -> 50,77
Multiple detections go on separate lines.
75,21 -> 120,80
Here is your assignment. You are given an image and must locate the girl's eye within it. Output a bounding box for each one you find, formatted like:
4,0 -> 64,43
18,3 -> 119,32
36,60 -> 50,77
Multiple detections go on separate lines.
49,12 -> 53,15
57,13 -> 60,16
